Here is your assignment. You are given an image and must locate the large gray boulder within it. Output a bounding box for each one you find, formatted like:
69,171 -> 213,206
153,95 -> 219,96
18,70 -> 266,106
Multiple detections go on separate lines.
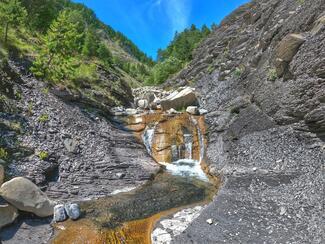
0,204 -> 19,229
0,177 -> 55,217
160,87 -> 198,111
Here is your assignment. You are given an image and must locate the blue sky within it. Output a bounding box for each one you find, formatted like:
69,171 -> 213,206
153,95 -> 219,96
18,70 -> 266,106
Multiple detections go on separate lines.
74,0 -> 249,59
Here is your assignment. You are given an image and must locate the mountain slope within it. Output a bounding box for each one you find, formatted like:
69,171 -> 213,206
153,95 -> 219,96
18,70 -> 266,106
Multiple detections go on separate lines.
169,0 -> 325,243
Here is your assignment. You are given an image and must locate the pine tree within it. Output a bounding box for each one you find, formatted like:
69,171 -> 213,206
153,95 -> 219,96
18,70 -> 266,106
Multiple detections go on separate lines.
0,0 -> 27,43
82,29 -> 99,57
97,42 -> 112,65
31,10 -> 83,82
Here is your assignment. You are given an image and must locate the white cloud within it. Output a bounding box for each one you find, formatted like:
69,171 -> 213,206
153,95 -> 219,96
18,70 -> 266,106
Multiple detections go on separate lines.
150,0 -> 191,33
165,0 -> 191,33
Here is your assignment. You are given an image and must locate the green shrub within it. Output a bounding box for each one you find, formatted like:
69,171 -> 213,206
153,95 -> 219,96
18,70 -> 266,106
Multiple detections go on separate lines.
38,151 -> 48,160
267,68 -> 277,81
233,67 -> 243,78
0,148 -> 8,159
38,113 -> 49,122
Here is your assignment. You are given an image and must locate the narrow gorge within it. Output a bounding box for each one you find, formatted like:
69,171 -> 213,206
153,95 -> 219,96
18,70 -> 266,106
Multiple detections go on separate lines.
0,0 -> 324,243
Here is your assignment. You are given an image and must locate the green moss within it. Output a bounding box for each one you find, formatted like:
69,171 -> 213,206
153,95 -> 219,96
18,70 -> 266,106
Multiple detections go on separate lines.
38,151 -> 48,160
0,148 -> 8,160
38,113 -> 49,123
233,67 -> 243,78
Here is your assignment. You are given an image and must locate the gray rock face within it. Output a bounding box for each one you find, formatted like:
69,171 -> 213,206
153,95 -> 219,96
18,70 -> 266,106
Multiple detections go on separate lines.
0,177 -> 55,217
64,203 -> 80,220
0,61 -> 160,202
53,204 -> 67,222
170,0 -> 325,243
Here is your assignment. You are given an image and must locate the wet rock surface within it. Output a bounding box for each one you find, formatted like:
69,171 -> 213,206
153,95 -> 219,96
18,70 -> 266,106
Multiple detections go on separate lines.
171,0 -> 325,243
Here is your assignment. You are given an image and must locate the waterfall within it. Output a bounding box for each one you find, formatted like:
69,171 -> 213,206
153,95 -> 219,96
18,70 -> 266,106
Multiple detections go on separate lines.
166,117 -> 208,182
142,126 -> 156,155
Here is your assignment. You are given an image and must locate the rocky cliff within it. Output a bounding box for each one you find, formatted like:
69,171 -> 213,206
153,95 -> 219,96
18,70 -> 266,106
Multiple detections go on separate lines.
170,0 -> 325,243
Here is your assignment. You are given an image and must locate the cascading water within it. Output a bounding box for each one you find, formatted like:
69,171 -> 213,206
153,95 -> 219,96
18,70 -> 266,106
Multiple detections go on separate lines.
166,117 -> 208,182
184,133 -> 193,160
142,125 -> 156,155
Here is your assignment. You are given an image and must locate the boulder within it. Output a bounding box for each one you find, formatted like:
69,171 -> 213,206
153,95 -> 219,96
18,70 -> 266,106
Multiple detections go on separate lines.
0,204 -> 19,228
65,203 -> 80,220
160,87 -> 198,111
0,177 -> 55,217
186,106 -> 199,115
53,204 -> 67,222
137,99 -> 149,109
275,34 -> 306,77
0,165 -> 4,186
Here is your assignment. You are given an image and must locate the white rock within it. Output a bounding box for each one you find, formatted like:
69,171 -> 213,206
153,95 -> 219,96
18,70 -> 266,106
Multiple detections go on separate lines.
53,204 -> 67,222
186,106 -> 199,115
206,218 -> 213,225
199,109 -> 208,115
125,108 -> 138,115
137,99 -> 149,109
167,108 -> 179,115
65,203 -> 80,220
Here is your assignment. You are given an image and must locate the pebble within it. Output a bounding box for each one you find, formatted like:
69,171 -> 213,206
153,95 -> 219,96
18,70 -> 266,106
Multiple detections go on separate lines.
53,204 -> 67,222
206,218 -> 213,225
65,203 -> 80,220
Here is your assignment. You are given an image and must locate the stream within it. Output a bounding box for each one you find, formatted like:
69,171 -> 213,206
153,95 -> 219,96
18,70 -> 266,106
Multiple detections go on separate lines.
52,112 -> 218,243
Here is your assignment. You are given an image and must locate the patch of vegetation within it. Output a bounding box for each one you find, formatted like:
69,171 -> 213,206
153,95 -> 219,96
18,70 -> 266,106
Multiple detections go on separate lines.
38,151 -> 48,160
0,147 -> 8,160
267,68 -> 278,81
41,87 -> 49,95
146,24 -> 211,85
233,67 -> 243,78
27,101 -> 33,116
38,113 -> 49,123
296,0 -> 305,5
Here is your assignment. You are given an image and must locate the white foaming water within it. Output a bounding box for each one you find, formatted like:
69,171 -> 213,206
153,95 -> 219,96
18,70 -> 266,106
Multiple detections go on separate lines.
166,159 -> 209,182
142,126 -> 156,155
184,134 -> 193,160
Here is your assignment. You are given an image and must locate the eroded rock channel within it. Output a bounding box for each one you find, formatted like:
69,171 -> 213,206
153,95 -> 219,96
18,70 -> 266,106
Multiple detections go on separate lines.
52,102 -> 219,243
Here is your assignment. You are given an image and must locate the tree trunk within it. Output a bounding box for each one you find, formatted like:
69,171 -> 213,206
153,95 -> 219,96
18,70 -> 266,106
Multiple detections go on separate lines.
4,22 -> 9,43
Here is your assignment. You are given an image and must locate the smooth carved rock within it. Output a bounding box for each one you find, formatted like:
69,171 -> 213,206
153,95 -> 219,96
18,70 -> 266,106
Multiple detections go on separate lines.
160,87 -> 198,111
0,204 -> 19,229
275,34 -> 306,77
0,177 -> 55,217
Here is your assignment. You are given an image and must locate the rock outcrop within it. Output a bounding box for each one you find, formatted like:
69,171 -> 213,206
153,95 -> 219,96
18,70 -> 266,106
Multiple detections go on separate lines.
0,177 -> 54,217
169,0 -> 325,243
160,87 -> 198,111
